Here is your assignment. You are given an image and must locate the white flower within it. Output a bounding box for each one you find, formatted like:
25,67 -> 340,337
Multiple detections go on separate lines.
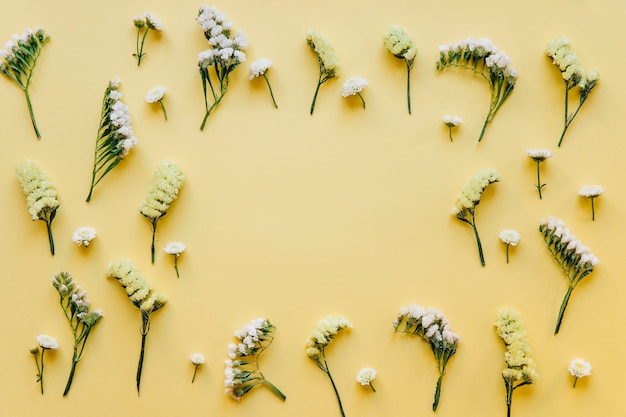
578,185 -> 605,198
144,12 -> 163,31
568,358 -> 592,378
249,58 -> 272,79
499,229 -> 521,246
341,77 -> 368,97
36,334 -> 59,350
356,367 -> 377,386
526,148 -> 553,161
72,227 -> 96,247
190,353 -> 206,365
145,86 -> 167,103
163,241 -> 185,256
443,115 -> 462,127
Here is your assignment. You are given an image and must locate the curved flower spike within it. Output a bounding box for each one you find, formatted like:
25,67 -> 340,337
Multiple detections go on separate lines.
306,30 -> 339,115
384,25 -> 416,114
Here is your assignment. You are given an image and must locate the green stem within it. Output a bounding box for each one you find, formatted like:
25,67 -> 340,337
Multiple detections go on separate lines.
406,61 -> 412,115
262,74 -> 278,109
150,220 -> 158,264
504,379 -> 513,417
24,89 -> 41,139
45,219 -> 55,256
470,216 -> 485,267
159,100 -> 168,121
191,365 -> 198,383
136,28 -> 150,67
535,161 -> 543,199
506,244 -> 510,264
477,115 -> 489,142
448,126 -> 454,142
199,90 -> 226,131
590,197 -> 596,221
174,255 -> 180,278
63,347 -> 79,396
137,314 -> 150,395
554,285 -> 575,334
310,72 -> 323,115
432,373 -> 443,411
369,382 -> 376,392
573,377 -> 578,388
263,379 -> 287,401
356,92 -> 366,109
39,348 -> 47,395
326,367 -> 346,417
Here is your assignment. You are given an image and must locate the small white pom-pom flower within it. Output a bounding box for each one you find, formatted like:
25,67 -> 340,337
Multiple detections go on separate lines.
36,334 -> 59,350
568,358 -> 591,387
341,77 -> 368,109
249,58 -> 272,79
356,367 -> 377,392
72,227 -> 97,247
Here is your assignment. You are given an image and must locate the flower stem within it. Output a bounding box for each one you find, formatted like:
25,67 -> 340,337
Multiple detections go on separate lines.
39,349 -> 46,395
150,220 -> 158,264
535,161 -> 543,199
325,367 -> 346,417
310,75 -> 323,115
24,89 -> 41,139
263,74 -> 278,109
506,244 -> 510,264
159,100 -> 168,121
191,365 -> 198,383
369,382 -> 376,392
136,28 -> 150,67
448,126 -> 454,142
505,379 -> 513,417
432,373 -> 444,411
477,117 -> 489,142
174,256 -> 180,278
573,377 -> 578,388
263,379 -> 287,401
554,285 -> 575,334
45,219 -> 55,256
406,62 -> 412,115
356,92 -> 366,109
470,218 -> 485,267
63,351 -> 79,396
590,197 -> 596,221
137,314 -> 150,395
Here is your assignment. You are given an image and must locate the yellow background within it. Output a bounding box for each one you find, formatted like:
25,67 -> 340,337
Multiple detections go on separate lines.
0,0 -> 623,416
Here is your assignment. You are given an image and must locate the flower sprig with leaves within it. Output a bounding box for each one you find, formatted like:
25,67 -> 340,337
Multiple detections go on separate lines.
225,318 -> 286,401
0,27 -> 50,139
393,304 -> 460,411
451,168 -> 501,266
437,37 -> 518,142
306,315 -> 352,417
107,258 -> 167,394
546,37 -> 599,147
132,12 -> 163,67
30,335 -> 58,395
140,160 -> 184,264
249,58 -> 278,108
16,160 -> 59,255
539,217 -> 599,334
578,185 -> 604,221
383,25 -> 416,114
196,5 -> 247,130
306,30 -> 339,115
526,149 -> 552,199
51,272 -> 103,396
495,308 -> 538,417
86,79 -> 137,202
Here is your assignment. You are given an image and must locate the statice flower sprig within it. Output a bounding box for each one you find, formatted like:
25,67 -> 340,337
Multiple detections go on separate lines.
163,242 -> 185,278
306,315 -> 352,417
499,229 -> 520,264
225,318 -> 286,401
189,353 -> 205,383
52,272 -> 103,396
356,368 -> 377,392
437,37 -> 518,142
495,308 -> 538,417
383,25 -> 416,114
578,185 -> 604,221
451,169 -> 501,266
86,79 -> 137,202
31,335 -> 58,394
539,217 -> 599,334
132,12 -> 163,67
546,37 -> 599,147
16,160 -> 59,255
394,305 -> 460,411
341,77 -> 368,109
107,258 -> 167,394
306,30 -> 339,115
249,58 -> 278,108
145,86 -> 167,120
443,115 -> 462,141
197,5 -> 247,130
568,358 -> 591,388
0,27 -> 50,139
140,160 -> 185,264
72,227 -> 96,247
526,149 -> 552,199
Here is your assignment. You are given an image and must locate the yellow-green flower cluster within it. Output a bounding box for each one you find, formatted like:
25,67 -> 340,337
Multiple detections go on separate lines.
495,308 -> 538,384
306,30 -> 339,76
16,160 -> 60,255
383,25 -> 417,63
451,168 -> 501,217
140,160 -> 184,221
106,258 -> 167,313
305,315 -> 352,363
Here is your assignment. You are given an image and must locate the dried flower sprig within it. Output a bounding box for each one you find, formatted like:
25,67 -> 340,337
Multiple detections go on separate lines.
145,86 -> 168,120
341,77 -> 368,109
437,37 -> 518,142
31,335 -> 58,394
451,168 -> 501,266
16,160 -> 59,255
546,37 -> 599,147
132,12 -> 163,67
72,227 -> 96,247
0,27 -> 50,139
578,185 -> 604,221
383,25 -> 416,114
163,241 -> 185,278
495,308 -> 538,417
86,79 -> 137,202
225,318 -> 286,401
394,305 -> 460,411
51,272 -> 103,396
526,149 -> 552,199
140,160 -> 185,264
499,229 -> 520,264
249,58 -> 278,108
189,353 -> 205,383
107,258 -> 167,394
443,115 -> 462,141
568,358 -> 591,388
197,5 -> 247,130
306,30 -> 339,115
306,315 -> 352,417
356,368 -> 377,392
539,217 -> 599,334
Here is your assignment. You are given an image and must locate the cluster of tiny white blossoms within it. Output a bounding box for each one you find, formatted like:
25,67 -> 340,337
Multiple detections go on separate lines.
107,80 -> 137,157
197,6 -> 247,69
107,258 -> 167,313
526,148 -> 552,162
164,241 -> 185,256
495,308 -> 538,412
443,115 -> 462,141
568,358 -> 591,387
305,315 -> 353,362
383,25 -> 416,114
132,12 -> 163,66
394,304 -> 460,411
451,169 -> 501,217
72,227 -> 96,247
306,30 -> 339,114
189,353 -> 205,383
578,184 -> 604,198
356,367 -> 377,391
225,318 -> 285,401
341,76 -> 368,97
145,86 -> 166,104
0,27 -> 48,62
249,58 -> 272,79
499,230 -> 521,246
36,334 -> 59,350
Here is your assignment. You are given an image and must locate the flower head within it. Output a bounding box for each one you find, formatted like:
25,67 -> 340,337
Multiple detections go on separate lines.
144,12 -> 163,31
356,367 -> 377,392
72,227 -> 96,247
36,334 -> 59,350
499,230 -> 521,246
341,76 -> 368,97
306,30 -> 339,75
383,25 -> 417,63
495,308 -> 538,386
164,241 -> 185,256
190,353 -> 205,365
568,358 -> 591,387
145,86 -> 166,103
306,315 -> 353,362
578,185 -> 604,198
443,115 -> 462,127
451,169 -> 501,217
526,148 -> 552,162
139,160 -> 185,220
249,58 -> 272,79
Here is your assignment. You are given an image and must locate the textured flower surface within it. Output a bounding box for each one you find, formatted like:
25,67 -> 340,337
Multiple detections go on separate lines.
306,30 -> 339,115
144,12 -> 163,30
72,227 -> 96,247
249,58 -> 272,79
499,230 -> 521,246
164,241 -> 185,256
443,115 -> 462,127
36,335 -> 59,350
578,185 -> 604,198
145,86 -> 166,103
356,368 -> 377,386
341,77 -> 368,97
451,169 -> 501,216
383,25 -> 416,114
190,353 -> 205,365
526,148 -> 552,162
568,358 -> 591,378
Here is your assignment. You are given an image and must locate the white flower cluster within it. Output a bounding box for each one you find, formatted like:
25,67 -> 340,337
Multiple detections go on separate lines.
107,258 -> 167,313
105,79 -> 137,157
495,308 -> 539,385
140,160 -> 185,221
249,58 -> 272,79
438,37 -> 518,81
36,334 -> 59,350
228,318 -> 269,358
578,184 -> 605,198
163,241 -> 185,256
451,168 -> 501,217
568,358 -> 592,378
145,86 -> 166,103
383,25 -> 417,63
306,30 -> 339,75
197,5 -> 247,68
526,148 -> 552,162
499,229 -> 521,246
16,160 -> 59,221
356,367 -> 377,386
144,12 -> 163,30
190,353 -> 205,365
546,37 -> 599,92
341,76 -> 368,97
540,216 -> 599,267
0,27 -> 48,62
305,315 -> 353,361
394,304 -> 460,346
443,115 -> 462,127
72,227 -> 96,247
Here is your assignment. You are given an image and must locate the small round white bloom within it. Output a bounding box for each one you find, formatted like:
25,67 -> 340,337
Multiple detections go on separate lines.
578,185 -> 605,198
190,353 -> 206,365
356,367 -> 377,386
499,229 -> 521,246
72,227 -> 97,247
249,58 -> 272,80
443,115 -> 462,127
568,358 -> 592,378
164,241 -> 185,256
526,148 -> 552,161
36,334 -> 59,350
145,86 -> 167,103
144,12 -> 163,31
341,77 -> 368,97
